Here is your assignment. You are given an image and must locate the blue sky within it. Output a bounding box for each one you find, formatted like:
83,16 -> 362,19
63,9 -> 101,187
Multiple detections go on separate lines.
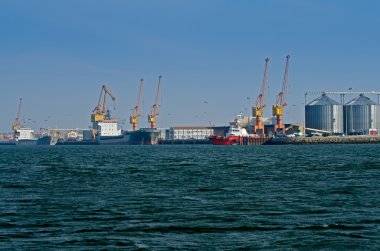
1,0 -> 380,132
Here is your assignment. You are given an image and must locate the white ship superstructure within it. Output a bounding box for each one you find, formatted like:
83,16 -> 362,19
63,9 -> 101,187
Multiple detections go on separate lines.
93,118 -> 129,144
11,98 -> 37,145
14,128 -> 37,145
90,85 -> 129,144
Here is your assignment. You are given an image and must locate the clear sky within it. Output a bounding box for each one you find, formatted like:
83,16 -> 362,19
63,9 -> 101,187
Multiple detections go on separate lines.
1,0 -> 380,132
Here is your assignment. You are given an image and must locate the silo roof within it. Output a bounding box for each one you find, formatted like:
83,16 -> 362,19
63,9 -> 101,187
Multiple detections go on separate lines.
346,94 -> 377,106
307,94 -> 341,106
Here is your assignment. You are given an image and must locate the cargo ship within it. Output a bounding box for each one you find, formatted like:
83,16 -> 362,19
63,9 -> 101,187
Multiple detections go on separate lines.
36,135 -> 58,145
90,85 -> 130,145
209,114 -> 253,145
127,76 -> 162,145
126,128 -> 160,145
93,116 -> 130,145
13,127 -> 38,146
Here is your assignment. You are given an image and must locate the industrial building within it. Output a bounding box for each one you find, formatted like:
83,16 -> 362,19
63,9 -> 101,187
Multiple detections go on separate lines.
167,126 -> 214,140
305,92 -> 380,135
344,94 -> 380,135
305,94 -> 344,133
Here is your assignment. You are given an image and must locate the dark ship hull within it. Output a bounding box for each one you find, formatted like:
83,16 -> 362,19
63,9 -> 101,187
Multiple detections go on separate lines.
126,128 -> 160,145
36,135 -> 58,145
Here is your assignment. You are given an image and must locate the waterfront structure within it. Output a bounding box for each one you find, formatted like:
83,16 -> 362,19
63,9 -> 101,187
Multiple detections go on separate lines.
344,94 -> 380,135
305,94 -> 344,133
168,126 -> 214,140
210,114 -> 252,145
157,128 -> 168,140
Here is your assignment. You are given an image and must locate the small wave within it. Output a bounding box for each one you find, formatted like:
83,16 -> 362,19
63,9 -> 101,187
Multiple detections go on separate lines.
114,225 -> 286,234
0,222 -> 16,228
1,183 -> 29,189
297,224 -> 366,231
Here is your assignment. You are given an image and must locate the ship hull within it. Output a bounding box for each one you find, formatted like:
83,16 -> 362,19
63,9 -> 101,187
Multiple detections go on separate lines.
209,135 -> 244,145
126,128 -> 160,145
96,133 -> 130,145
36,136 -> 57,145
16,139 -> 38,146
0,141 -> 16,145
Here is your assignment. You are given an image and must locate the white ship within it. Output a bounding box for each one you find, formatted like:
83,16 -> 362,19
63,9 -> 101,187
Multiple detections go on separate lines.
91,85 -> 129,145
11,98 -> 37,146
14,127 -> 37,146
93,117 -> 130,144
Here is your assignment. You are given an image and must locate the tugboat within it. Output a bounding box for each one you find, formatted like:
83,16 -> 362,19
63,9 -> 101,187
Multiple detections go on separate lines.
209,114 -> 251,145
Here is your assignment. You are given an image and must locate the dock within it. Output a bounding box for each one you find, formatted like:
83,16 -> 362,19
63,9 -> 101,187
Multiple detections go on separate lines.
265,136 -> 380,145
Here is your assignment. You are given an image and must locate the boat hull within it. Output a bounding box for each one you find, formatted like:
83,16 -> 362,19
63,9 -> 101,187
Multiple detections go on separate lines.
36,136 -> 57,145
0,141 -> 16,146
126,128 -> 160,145
96,134 -> 130,145
209,135 -> 245,145
16,139 -> 38,146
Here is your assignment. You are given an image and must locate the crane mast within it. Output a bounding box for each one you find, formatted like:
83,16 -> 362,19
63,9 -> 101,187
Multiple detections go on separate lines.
272,54 -> 291,135
12,98 -> 23,131
130,78 -> 144,131
253,58 -> 269,136
148,75 -> 162,129
91,85 -> 116,122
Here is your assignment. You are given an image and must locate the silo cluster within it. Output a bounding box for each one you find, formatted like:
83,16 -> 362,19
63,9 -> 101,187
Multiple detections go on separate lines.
305,93 -> 380,135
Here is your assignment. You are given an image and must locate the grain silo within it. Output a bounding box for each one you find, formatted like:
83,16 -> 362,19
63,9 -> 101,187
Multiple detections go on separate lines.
344,94 -> 379,134
305,94 -> 343,133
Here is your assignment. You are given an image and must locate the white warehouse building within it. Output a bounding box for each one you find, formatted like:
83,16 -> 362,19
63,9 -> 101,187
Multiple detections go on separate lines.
168,126 -> 214,140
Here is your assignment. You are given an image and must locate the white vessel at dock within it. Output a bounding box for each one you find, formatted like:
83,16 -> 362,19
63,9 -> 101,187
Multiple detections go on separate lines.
90,85 -> 131,145
14,128 -> 37,145
93,118 -> 130,144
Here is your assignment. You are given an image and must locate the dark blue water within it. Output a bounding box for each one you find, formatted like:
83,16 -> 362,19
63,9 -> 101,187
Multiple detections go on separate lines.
0,145 -> 379,250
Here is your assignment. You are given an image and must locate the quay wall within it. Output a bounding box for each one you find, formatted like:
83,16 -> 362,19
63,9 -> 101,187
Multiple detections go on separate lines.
265,136 -> 380,145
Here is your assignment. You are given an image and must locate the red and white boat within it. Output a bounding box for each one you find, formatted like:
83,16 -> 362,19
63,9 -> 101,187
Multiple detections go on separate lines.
210,114 -> 253,145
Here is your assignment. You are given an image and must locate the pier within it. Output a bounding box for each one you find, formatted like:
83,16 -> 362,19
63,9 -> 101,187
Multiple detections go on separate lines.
266,136 -> 380,145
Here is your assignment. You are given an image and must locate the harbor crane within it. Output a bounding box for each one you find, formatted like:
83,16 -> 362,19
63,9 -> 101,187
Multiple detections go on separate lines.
253,58 -> 269,136
272,54 -> 291,135
130,78 -> 144,131
12,98 -> 22,131
148,75 -> 162,129
91,85 -> 116,122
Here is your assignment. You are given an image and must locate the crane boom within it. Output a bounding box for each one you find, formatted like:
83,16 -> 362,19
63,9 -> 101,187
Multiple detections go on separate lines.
253,58 -> 269,136
130,78 -> 144,131
102,85 -> 116,114
275,54 -> 291,107
91,85 -> 116,122
272,54 -> 291,134
148,75 -> 162,129
12,98 -> 23,131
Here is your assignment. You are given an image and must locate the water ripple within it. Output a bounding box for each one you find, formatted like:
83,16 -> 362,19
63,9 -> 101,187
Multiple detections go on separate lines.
0,144 -> 379,249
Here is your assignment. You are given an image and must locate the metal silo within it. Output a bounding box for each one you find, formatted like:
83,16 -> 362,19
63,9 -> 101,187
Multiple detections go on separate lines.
305,94 -> 344,133
344,94 -> 379,134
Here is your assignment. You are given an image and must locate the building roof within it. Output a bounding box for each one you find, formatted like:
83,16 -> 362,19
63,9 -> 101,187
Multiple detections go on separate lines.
346,94 -> 377,106
307,94 -> 341,106
171,126 -> 213,130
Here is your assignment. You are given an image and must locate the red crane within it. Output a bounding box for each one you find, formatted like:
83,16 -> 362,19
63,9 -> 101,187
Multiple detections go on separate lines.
253,58 -> 269,136
148,75 -> 162,129
130,78 -> 144,131
272,54 -> 291,135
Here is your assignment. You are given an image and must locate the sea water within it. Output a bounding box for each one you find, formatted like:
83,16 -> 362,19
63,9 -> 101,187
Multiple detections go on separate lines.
0,145 -> 379,249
